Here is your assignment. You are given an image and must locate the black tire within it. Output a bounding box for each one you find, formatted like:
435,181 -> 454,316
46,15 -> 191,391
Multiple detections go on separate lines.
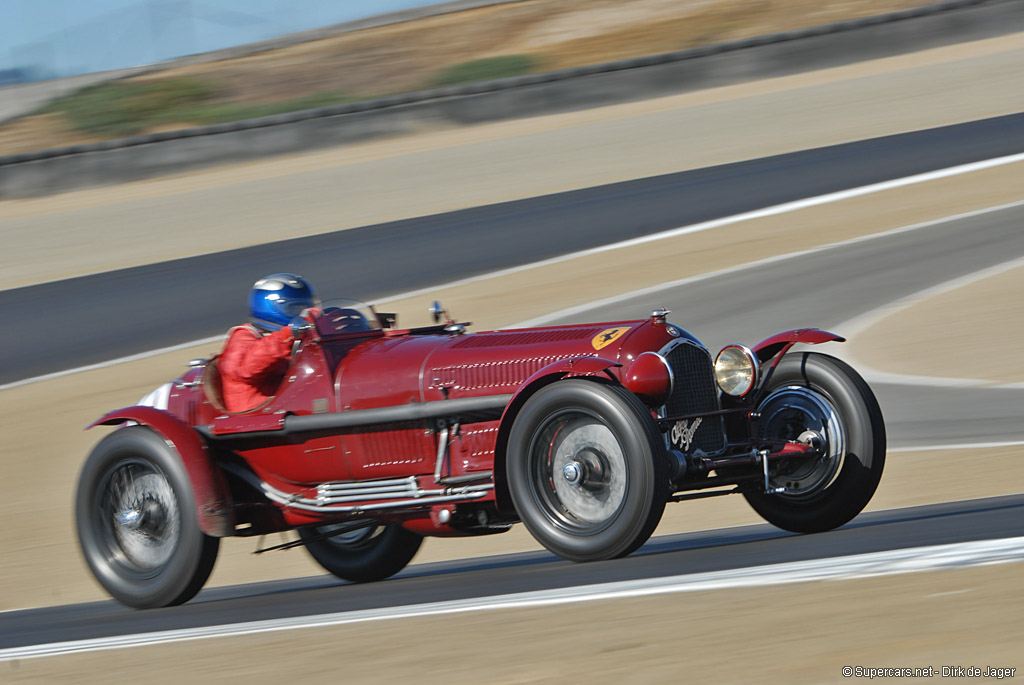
299,522 -> 422,583
506,379 -> 669,562
74,426 -> 220,609
743,352 -> 886,533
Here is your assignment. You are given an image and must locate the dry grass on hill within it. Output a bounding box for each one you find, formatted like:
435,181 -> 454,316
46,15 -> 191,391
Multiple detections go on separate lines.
0,0 -> 932,156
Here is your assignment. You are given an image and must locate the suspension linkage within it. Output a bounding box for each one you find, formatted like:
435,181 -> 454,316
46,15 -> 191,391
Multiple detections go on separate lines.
253,519 -> 377,554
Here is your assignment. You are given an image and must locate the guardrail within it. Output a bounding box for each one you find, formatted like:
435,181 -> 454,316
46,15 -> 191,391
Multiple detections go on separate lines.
0,0 -> 1020,199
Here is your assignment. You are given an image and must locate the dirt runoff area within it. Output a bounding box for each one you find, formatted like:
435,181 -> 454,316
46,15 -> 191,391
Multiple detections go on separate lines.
850,262 -> 1024,384
6,563 -> 1020,684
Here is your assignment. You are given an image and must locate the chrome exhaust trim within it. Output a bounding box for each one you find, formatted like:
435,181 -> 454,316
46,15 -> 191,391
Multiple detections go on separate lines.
264,489 -> 490,513
262,477 -> 492,512
221,461 -> 494,513
318,476 -> 418,491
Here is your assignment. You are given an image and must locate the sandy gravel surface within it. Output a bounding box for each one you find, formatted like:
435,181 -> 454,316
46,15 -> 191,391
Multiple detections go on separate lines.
849,263 -> 1024,384
1,33 -> 1023,290
6,563 -> 1020,684
0,162 -> 1021,611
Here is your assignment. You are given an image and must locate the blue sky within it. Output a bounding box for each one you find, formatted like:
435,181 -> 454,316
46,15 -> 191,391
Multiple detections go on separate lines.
0,0 -> 445,78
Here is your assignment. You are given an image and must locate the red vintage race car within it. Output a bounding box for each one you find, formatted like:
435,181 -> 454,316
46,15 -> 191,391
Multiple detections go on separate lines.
75,299 -> 885,608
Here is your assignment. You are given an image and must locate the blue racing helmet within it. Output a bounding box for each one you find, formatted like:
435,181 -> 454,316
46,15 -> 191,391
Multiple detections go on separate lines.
248,273 -> 319,332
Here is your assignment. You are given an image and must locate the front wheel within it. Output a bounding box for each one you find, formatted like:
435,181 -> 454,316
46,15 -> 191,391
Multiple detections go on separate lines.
75,426 -> 220,609
299,522 -> 422,583
506,380 -> 669,562
743,352 -> 886,533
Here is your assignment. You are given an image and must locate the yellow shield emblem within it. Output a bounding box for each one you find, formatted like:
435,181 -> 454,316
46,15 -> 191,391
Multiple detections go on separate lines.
591,327 -> 630,350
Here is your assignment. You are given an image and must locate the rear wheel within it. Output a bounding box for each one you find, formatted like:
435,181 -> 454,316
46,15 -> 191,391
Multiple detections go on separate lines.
507,380 -> 668,562
75,426 -> 219,609
299,522 -> 422,583
743,353 -> 886,532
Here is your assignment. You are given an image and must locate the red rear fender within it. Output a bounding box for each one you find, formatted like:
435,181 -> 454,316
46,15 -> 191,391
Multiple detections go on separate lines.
752,328 -> 845,363
89,406 -> 235,537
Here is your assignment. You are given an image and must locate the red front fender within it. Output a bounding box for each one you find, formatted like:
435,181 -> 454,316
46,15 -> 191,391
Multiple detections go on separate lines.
752,328 -> 845,363
491,356 -> 621,513
500,356 -> 622,426
88,406 -> 235,537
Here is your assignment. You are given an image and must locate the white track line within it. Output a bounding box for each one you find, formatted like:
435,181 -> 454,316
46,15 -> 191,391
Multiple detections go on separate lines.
3,152 -> 1023,393
2,535 -> 1021,661
513,216 -> 1024,388
891,440 -> 1024,453
510,198 -> 1024,328
840,255 -> 1024,338
3,489 -> 1017,617
386,153 -> 1024,311
0,336 -> 225,391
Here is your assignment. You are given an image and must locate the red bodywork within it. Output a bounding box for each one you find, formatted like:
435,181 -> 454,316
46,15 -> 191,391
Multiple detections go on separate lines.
90,308 -> 842,539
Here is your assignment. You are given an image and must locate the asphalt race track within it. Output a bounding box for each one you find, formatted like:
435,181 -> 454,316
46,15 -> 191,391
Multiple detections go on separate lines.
3,112 -> 1024,385
1,495 -> 1021,652
2,114 -> 1023,657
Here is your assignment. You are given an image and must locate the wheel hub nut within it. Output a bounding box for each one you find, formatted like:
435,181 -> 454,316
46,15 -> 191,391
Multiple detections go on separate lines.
117,509 -> 142,530
797,430 -> 823,452
562,461 -> 583,485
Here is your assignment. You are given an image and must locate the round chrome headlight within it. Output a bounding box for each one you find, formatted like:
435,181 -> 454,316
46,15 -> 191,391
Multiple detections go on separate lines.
715,345 -> 758,397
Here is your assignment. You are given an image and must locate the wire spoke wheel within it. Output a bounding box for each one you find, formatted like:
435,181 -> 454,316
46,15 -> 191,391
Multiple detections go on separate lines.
75,426 -> 219,609
100,461 -> 181,575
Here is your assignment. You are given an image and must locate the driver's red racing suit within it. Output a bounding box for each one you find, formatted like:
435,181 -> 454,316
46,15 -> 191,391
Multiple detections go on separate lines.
218,324 -> 294,412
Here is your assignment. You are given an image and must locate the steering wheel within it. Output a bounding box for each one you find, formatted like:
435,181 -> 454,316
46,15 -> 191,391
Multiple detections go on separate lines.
322,307 -> 370,333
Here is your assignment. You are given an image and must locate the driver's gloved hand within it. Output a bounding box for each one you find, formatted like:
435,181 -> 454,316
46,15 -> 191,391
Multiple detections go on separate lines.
289,308 -> 322,338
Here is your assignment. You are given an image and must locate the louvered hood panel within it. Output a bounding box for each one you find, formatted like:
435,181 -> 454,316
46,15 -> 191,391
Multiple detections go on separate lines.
422,321 -> 648,400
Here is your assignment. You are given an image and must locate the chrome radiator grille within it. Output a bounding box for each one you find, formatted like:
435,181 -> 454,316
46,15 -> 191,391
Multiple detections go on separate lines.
661,340 -> 727,456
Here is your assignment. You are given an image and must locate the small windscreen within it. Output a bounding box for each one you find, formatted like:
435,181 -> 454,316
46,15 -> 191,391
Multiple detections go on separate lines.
316,298 -> 382,335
